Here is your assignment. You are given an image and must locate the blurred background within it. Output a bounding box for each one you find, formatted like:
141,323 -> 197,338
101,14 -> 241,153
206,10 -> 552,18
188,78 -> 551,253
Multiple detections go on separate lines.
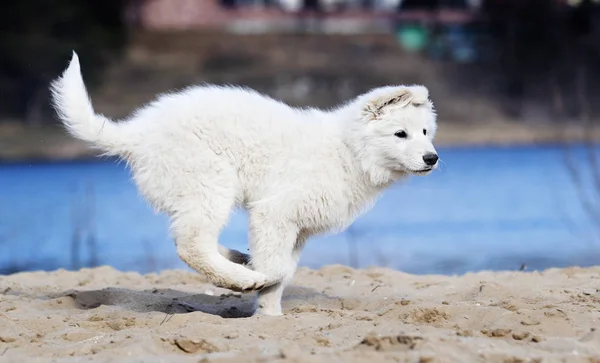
1,0 -> 600,276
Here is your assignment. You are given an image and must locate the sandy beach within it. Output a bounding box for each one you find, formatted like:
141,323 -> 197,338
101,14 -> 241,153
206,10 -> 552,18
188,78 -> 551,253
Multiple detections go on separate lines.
1,265 -> 599,362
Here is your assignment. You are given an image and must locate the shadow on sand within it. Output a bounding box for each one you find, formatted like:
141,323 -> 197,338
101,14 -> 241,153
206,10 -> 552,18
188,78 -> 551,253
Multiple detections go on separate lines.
43,285 -> 342,319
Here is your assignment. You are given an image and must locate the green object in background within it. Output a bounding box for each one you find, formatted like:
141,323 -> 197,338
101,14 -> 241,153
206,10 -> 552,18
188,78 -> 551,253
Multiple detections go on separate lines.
396,24 -> 429,52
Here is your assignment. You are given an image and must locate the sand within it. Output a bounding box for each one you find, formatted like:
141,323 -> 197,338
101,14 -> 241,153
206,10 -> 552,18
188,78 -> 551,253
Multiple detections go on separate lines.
1,265 -> 599,363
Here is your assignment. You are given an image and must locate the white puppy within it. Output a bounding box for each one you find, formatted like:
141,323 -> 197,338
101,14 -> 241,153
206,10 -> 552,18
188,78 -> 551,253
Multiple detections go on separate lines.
50,52 -> 439,316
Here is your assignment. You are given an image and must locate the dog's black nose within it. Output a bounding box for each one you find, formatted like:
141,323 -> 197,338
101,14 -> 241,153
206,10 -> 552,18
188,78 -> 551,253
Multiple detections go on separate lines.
423,153 -> 438,166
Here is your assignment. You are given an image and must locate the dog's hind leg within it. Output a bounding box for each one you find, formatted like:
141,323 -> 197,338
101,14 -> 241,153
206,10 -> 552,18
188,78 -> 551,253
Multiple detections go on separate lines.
171,185 -> 268,292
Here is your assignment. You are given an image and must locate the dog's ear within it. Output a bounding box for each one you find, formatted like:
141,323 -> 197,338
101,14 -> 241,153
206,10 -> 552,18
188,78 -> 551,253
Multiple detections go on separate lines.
362,87 -> 418,121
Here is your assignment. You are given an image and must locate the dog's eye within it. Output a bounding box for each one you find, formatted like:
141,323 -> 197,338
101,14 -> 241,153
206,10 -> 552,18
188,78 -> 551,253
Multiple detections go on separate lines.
423,129 -> 427,135
395,131 -> 407,138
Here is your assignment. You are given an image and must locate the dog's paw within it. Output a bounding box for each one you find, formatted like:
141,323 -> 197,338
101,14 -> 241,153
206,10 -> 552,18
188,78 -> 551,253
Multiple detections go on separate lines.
255,307 -> 283,316
213,271 -> 268,293
215,280 -> 265,293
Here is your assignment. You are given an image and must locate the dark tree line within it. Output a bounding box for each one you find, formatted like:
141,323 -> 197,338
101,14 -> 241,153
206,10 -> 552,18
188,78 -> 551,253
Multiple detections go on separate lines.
0,0 -> 598,125
395,0 -> 600,120
479,0 -> 600,120
0,0 -> 128,124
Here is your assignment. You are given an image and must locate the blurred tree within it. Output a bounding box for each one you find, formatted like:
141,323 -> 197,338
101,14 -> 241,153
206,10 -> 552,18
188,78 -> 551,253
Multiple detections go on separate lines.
303,0 -> 322,11
0,0 -> 128,124
480,0 -> 600,120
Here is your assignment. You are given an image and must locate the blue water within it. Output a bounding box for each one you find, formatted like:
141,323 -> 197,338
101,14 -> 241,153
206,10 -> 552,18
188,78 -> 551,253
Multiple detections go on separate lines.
1,144 -> 599,275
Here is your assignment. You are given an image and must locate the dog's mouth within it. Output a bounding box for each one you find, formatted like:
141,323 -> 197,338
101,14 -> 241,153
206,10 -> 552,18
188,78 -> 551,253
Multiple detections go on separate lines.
406,167 -> 434,175
391,162 -> 436,176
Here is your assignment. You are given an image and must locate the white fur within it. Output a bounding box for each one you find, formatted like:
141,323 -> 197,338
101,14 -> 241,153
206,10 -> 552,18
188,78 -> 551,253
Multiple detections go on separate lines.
50,52 -> 439,316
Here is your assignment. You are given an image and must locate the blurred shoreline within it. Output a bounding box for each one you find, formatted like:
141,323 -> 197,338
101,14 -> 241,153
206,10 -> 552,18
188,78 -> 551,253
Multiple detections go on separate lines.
2,119 -> 600,162
3,30 -> 600,162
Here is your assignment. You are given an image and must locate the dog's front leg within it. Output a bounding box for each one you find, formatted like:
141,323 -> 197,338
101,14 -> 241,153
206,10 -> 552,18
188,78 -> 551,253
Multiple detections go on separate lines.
256,235 -> 307,316
248,213 -> 300,316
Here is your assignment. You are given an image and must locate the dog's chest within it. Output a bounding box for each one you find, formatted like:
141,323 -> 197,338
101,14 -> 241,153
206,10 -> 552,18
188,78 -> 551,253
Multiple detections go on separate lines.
296,184 -> 379,235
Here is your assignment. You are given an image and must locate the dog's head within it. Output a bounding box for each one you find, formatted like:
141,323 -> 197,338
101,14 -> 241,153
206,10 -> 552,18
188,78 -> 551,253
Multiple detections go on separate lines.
346,85 -> 438,183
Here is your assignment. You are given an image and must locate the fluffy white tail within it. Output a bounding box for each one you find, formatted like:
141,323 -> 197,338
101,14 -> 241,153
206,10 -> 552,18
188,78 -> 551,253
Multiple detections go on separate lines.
50,52 -> 127,156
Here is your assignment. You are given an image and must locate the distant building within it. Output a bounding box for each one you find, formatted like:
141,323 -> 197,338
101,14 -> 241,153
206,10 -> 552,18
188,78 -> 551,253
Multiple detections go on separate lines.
126,0 -> 483,31
127,0 -> 228,30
